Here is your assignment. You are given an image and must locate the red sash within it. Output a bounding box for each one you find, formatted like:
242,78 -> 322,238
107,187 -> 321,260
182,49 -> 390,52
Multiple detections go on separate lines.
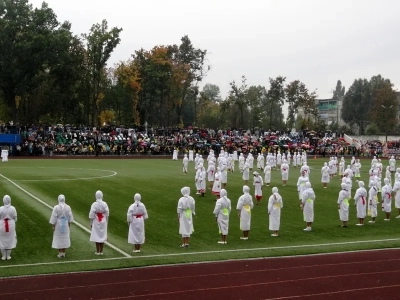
135,214 -> 143,218
361,196 -> 365,205
4,218 -> 9,232
96,213 -> 104,222
386,193 -> 391,199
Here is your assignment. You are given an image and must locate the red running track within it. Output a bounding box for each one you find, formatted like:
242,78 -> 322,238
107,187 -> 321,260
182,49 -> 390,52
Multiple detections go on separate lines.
1,249 -> 400,300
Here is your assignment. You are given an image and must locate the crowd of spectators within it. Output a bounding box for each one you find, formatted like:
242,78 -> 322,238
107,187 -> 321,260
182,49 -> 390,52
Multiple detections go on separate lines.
0,123 -> 397,158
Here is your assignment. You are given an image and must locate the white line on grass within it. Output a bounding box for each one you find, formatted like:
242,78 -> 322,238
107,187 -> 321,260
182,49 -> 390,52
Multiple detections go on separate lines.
1,237 -> 399,269
0,174 -> 131,258
0,167 -> 117,182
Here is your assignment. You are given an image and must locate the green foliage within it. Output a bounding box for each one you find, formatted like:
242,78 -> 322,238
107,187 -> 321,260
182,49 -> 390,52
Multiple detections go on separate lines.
365,122 -> 379,135
333,80 -> 345,100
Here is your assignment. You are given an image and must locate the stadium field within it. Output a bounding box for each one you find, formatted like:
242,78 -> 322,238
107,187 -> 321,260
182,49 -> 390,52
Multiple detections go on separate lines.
0,157 -> 398,278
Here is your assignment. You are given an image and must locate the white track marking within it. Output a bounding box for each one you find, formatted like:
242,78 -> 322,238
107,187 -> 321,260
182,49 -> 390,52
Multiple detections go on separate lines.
0,167 -> 117,182
0,237 -> 399,269
0,174 -> 131,258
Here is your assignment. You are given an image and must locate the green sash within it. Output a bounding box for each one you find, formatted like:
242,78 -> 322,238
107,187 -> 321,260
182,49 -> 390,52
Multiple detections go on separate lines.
185,208 -> 192,219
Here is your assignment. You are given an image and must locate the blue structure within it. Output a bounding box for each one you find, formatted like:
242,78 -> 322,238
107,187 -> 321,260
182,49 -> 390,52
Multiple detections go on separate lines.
0,134 -> 21,155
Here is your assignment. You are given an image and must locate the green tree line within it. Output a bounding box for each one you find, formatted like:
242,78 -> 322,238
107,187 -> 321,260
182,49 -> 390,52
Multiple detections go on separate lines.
0,0 -> 397,133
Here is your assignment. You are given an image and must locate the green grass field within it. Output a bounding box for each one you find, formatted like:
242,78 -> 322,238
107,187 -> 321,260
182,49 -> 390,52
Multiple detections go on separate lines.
0,157 -> 398,278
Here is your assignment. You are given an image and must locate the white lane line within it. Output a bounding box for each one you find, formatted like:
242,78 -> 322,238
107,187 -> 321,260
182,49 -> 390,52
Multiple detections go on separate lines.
0,167 -> 117,182
1,237 -> 399,269
0,174 -> 131,258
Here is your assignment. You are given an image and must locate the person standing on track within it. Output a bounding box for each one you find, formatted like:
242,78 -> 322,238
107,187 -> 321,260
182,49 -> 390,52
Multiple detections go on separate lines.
49,194 -> 74,258
89,190 -> 109,255
127,193 -> 149,253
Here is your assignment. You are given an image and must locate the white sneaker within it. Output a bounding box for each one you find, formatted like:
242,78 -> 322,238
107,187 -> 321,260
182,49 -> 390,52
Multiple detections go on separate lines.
1,257 -> 5,261
57,254 -> 63,258
396,215 -> 400,218
133,250 -> 141,253
240,237 -> 245,240
271,234 -> 278,237
6,256 -> 11,260
95,252 -> 100,255
384,219 -> 390,221
99,252 -> 103,255
356,224 -> 363,226
217,241 -> 225,244
368,221 -> 375,223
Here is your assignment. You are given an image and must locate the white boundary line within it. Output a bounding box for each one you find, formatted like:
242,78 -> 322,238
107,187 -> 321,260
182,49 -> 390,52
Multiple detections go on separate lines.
0,174 -> 131,258
0,237 -> 399,269
0,167 -> 117,182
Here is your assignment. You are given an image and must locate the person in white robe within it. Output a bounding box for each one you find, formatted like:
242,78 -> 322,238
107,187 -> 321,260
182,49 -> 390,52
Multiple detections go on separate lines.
49,195 -> 74,258
213,189 -> 231,244
172,148 -> 178,160
212,167 -> 222,199
242,162 -> 250,185
376,159 -> 383,179
297,171 -> 309,203
207,161 -> 215,190
253,171 -> 264,205
389,156 -> 396,174
396,168 -> 400,182
381,178 -> 392,220
321,162 -> 330,188
0,195 -> 17,261
354,159 -> 361,180
301,182 -> 315,231
127,193 -> 148,253
300,162 -> 310,176
339,158 -> 345,178
177,187 -> 195,247
264,164 -> 272,186
195,166 -> 202,195
236,185 -> 254,240
392,177 -> 400,218
220,162 -> 228,188
199,165 -> 207,197
342,172 -> 352,199
256,153 -> 262,170
182,154 -> 189,175
337,183 -> 350,227
268,187 -> 283,236
89,190 -> 109,255
1,149 -> 8,162
280,160 -> 289,186
238,153 -> 245,173
292,152 -> 298,168
259,153 -> 265,171
188,149 -> 194,161
354,181 -> 367,225
368,182 -> 378,223
385,166 -> 391,185
247,153 -> 254,171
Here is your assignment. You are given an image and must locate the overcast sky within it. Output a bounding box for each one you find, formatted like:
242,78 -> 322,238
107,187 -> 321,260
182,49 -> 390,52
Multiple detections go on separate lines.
31,0 -> 400,101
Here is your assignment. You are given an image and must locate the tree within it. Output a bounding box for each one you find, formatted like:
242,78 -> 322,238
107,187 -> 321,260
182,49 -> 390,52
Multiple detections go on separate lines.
246,85 -> 266,129
341,79 -> 371,135
0,0 -> 69,120
173,35 -> 209,126
285,80 -> 308,130
267,76 -> 286,129
332,80 -> 345,99
83,19 -> 122,126
228,76 -> 248,128
369,81 -> 397,136
201,84 -> 221,103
